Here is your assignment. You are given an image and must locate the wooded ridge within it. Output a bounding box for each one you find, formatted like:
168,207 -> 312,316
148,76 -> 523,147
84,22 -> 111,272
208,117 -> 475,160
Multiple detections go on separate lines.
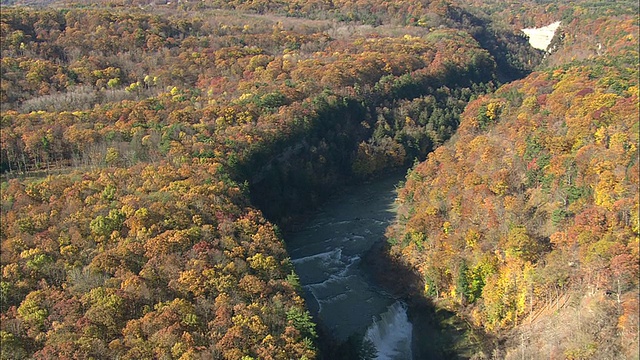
1,0 -> 637,359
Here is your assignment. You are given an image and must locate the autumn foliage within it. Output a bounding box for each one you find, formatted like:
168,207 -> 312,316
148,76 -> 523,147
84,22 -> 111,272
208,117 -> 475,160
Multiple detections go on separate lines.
1,0 -> 636,358
387,7 -> 639,358
0,1 -> 512,358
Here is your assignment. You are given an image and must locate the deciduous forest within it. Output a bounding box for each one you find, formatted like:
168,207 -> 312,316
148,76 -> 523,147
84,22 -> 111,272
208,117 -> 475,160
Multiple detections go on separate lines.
0,0 -> 637,359
387,4 -> 639,359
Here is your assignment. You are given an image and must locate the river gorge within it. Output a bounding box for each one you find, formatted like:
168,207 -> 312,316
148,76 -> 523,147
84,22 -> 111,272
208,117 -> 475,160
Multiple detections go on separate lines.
286,172 -> 413,358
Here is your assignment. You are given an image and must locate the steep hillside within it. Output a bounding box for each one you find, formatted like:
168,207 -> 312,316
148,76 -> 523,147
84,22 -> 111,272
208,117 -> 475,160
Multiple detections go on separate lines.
3,0 -> 634,358
1,163 -> 318,359
387,7 -> 639,359
0,1 -> 533,358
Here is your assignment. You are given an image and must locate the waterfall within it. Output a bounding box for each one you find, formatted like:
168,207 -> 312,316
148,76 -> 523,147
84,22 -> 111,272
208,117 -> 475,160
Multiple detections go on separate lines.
364,301 -> 413,360
521,21 -> 561,51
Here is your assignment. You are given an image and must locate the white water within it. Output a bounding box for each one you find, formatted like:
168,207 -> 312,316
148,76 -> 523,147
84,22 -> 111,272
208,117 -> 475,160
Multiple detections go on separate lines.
522,21 -> 561,51
291,247 -> 344,267
364,301 -> 413,360
287,173 -> 413,346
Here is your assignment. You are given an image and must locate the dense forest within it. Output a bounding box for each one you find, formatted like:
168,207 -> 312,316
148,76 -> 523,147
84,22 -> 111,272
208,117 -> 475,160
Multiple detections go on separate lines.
1,0 -> 638,359
387,5 -> 639,360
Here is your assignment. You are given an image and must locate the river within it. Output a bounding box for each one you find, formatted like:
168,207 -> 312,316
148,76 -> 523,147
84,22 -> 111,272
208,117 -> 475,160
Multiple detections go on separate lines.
286,172 -> 413,359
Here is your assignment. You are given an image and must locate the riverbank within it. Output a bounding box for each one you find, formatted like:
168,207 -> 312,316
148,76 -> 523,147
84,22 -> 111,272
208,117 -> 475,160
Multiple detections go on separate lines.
362,236 -> 494,359
286,169 -> 495,359
285,171 -> 413,358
